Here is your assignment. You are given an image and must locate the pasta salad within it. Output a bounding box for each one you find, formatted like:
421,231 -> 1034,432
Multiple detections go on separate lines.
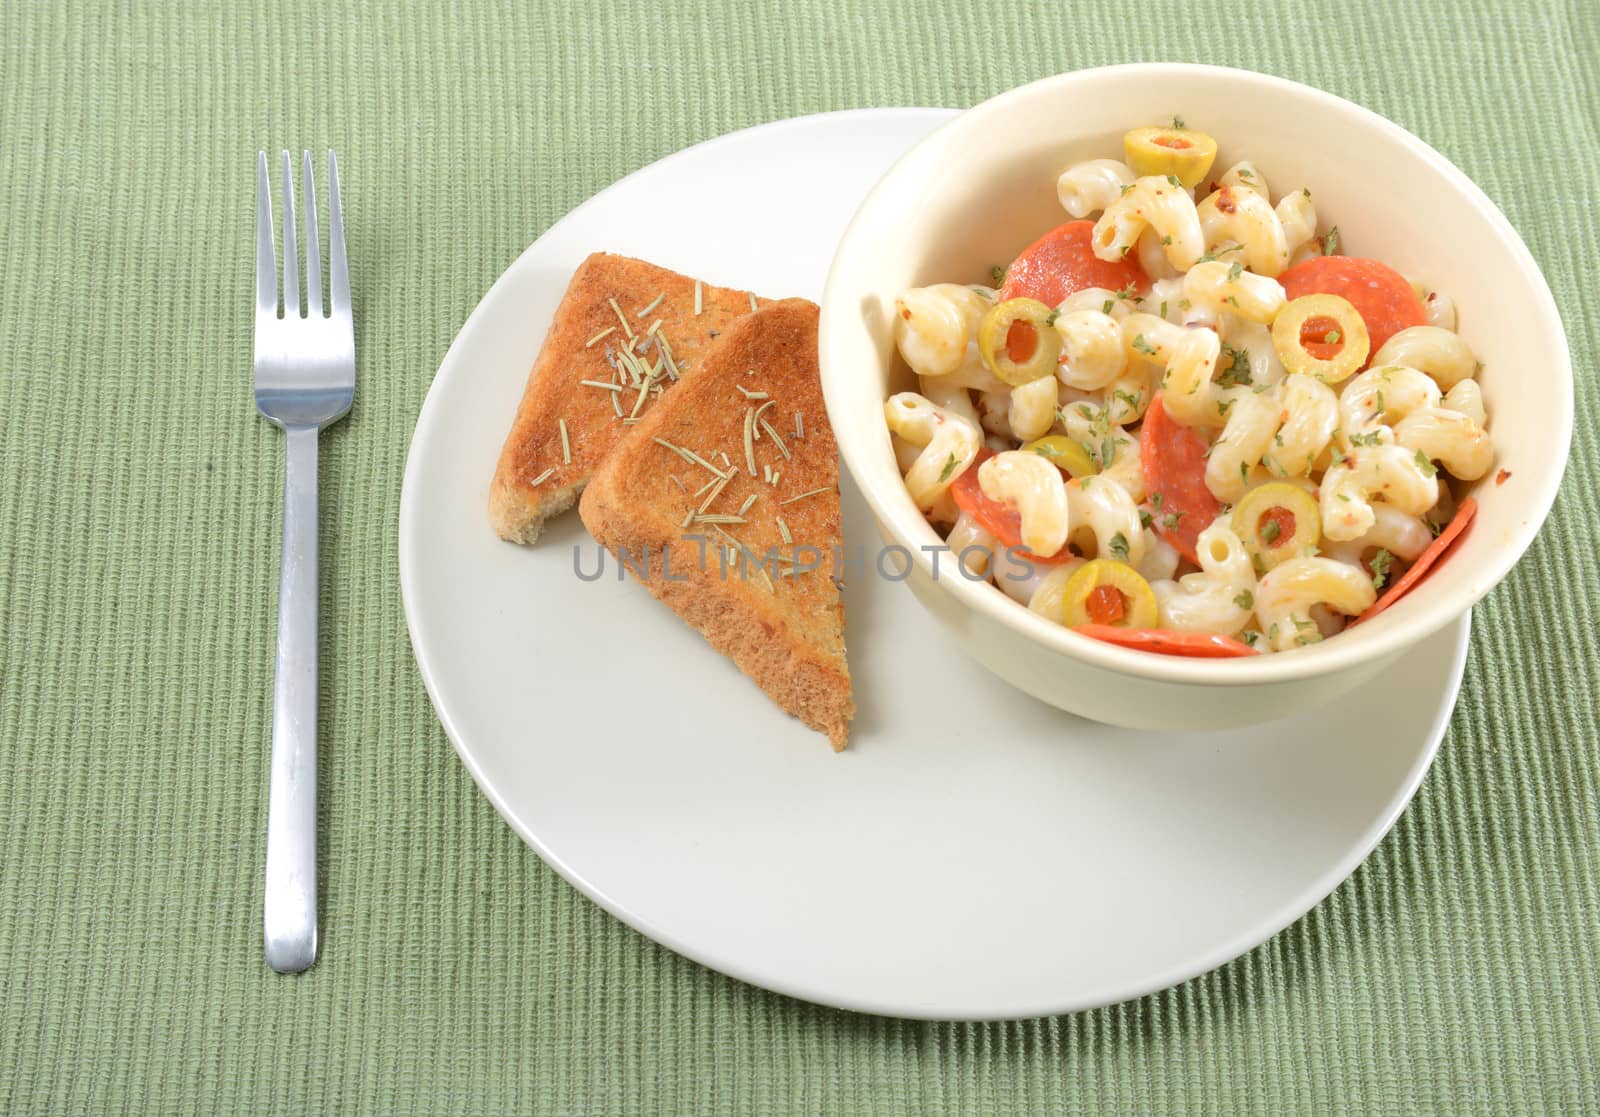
884,120 -> 1493,657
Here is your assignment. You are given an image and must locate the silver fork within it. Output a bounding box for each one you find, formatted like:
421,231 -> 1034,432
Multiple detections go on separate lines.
255,150 -> 353,973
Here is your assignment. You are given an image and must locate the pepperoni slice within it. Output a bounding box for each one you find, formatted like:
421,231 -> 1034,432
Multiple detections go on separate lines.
949,449 -> 1076,565
1139,395 -> 1220,563
1279,256 -> 1425,357
999,220 -> 1149,306
1355,497 -> 1477,622
1073,625 -> 1260,658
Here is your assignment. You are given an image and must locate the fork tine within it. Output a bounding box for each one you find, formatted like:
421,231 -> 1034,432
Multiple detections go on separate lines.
328,150 -> 349,318
257,152 -> 277,315
301,151 -> 322,318
279,150 -> 300,317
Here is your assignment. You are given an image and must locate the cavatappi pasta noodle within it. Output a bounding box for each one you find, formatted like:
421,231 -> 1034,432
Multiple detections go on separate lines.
885,120 -> 1493,657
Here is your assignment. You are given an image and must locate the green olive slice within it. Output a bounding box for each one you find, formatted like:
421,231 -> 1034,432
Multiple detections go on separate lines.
1062,559 -> 1158,628
1231,482 -> 1321,570
1124,126 -> 1218,188
978,298 -> 1061,385
1020,434 -> 1098,478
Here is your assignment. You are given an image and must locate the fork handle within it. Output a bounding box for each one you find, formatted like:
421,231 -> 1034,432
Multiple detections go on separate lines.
264,424 -> 319,973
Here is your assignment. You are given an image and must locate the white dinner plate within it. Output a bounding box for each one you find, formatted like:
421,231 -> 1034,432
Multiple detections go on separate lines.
399,109 -> 1470,1020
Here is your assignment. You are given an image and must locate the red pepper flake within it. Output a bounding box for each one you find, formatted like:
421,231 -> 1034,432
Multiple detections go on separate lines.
1496,469 -> 1512,485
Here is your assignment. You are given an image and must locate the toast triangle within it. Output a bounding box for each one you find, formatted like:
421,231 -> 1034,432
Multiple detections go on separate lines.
489,252 -> 764,543
578,299 -> 853,748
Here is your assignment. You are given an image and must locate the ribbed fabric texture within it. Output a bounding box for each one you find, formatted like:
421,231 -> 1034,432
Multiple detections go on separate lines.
2,1 -> 1597,1112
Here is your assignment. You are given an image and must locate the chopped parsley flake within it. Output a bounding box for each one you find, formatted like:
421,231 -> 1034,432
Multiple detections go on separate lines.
1234,590 -> 1255,611
1227,261 -> 1243,283
1196,243 -> 1244,265
937,454 -> 959,484
1370,548 -> 1394,590
1139,508 -> 1153,530
1102,299 -> 1115,315
1216,343 -> 1253,388
1324,329 -> 1341,344
989,265 -> 1006,286
1167,174 -> 1181,188
1415,449 -> 1438,478
1172,114 -> 1186,129
1132,334 -> 1156,356
1260,518 -> 1282,544
1323,226 -> 1340,255
1108,532 -> 1131,562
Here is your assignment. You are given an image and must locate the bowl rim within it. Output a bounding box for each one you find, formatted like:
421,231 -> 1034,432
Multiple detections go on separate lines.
819,62 -> 1573,686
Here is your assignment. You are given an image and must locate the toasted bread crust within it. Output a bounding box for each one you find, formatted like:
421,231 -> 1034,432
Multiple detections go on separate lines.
578,299 -> 853,748
488,253 -> 763,544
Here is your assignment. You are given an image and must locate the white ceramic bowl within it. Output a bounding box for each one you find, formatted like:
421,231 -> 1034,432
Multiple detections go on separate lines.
819,64 -> 1572,730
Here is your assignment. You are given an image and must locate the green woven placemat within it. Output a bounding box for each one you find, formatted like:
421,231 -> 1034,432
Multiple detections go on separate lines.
2,1 -> 1596,1112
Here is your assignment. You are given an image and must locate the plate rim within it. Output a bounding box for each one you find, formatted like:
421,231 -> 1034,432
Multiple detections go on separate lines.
398,107 -> 1470,1020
